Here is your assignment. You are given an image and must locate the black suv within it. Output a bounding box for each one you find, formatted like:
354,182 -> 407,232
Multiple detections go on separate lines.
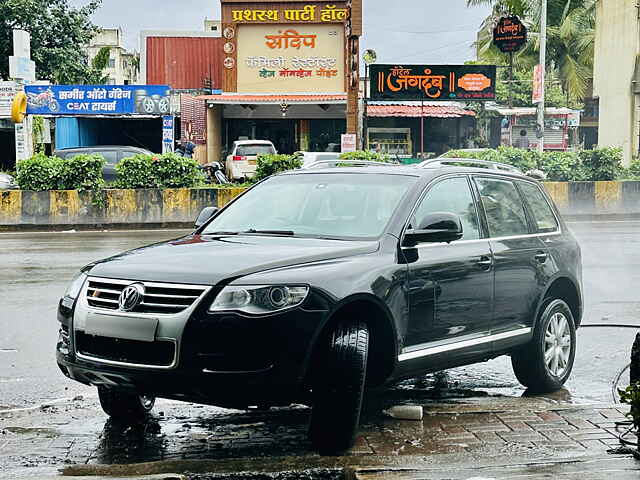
54,146 -> 154,182
56,160 -> 582,454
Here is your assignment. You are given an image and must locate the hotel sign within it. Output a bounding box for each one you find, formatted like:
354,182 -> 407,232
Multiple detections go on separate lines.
493,16 -> 527,53
370,64 -> 496,101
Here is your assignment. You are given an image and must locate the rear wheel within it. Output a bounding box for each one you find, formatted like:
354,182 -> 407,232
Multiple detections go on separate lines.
309,320 -> 369,455
511,299 -> 576,393
97,386 -> 155,421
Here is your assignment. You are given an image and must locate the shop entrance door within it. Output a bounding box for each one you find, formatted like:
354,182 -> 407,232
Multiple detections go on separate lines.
255,120 -> 296,154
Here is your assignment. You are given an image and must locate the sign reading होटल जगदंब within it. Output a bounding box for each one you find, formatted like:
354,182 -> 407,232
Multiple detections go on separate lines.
369,65 -> 497,101
493,16 -> 527,53
237,24 -> 344,93
24,85 -> 171,115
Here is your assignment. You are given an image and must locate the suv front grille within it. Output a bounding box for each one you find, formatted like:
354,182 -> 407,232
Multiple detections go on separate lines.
86,277 -> 207,314
76,332 -> 175,366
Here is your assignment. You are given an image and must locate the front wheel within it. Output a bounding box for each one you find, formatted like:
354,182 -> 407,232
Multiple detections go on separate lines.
98,386 -> 155,421
309,320 -> 369,455
511,299 -> 576,393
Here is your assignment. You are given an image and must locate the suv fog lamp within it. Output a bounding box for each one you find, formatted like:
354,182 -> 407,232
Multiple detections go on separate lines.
209,285 -> 309,315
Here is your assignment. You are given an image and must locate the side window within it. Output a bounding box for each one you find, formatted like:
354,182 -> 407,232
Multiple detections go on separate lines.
517,181 -> 559,233
413,177 -> 480,241
475,177 -> 529,238
98,151 -> 118,165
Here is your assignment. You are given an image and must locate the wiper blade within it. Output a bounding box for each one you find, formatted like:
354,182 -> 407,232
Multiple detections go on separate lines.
243,229 -> 295,236
205,231 -> 239,235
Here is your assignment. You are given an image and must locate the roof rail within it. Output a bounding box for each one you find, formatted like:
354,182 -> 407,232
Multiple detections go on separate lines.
301,159 -> 402,169
419,158 -> 522,174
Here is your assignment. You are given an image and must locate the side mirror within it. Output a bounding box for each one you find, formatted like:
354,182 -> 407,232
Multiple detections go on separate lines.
403,212 -> 463,245
195,206 -> 219,228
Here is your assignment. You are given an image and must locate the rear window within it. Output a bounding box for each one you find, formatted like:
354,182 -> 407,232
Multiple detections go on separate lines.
236,144 -> 275,156
517,181 -> 559,233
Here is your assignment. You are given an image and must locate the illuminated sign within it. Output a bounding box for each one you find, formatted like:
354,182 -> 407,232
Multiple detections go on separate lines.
237,24 -> 344,93
370,64 -> 496,101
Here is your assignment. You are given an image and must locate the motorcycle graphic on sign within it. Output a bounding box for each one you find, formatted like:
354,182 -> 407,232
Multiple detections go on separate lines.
26,88 -> 60,113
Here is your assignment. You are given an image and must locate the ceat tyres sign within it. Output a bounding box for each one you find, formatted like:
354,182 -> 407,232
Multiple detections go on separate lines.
24,85 -> 171,115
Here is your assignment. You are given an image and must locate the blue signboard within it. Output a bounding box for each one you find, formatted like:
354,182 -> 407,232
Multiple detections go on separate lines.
25,85 -> 171,115
162,115 -> 175,153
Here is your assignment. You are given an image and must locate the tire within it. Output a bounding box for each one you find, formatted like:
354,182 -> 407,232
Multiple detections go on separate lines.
309,320 -> 369,455
511,299 -> 576,393
214,170 -> 230,185
97,386 -> 155,421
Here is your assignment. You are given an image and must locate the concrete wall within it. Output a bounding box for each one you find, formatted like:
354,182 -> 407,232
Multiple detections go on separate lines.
593,0 -> 640,166
0,188 -> 246,229
2,183 -> 640,229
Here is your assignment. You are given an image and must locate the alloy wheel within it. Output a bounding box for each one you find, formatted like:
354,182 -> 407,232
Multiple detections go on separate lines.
544,312 -> 572,377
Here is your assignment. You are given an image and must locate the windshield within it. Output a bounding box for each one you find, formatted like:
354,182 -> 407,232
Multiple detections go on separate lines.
202,173 -> 417,239
236,144 -> 276,156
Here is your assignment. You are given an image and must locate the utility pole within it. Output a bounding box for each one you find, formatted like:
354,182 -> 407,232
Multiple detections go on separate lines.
536,0 -> 547,153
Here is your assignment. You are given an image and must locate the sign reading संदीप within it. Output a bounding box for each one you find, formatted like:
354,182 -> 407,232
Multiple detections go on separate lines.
369,64 -> 497,101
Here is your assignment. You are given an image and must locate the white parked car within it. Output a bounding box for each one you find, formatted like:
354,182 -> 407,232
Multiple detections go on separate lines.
225,140 -> 276,181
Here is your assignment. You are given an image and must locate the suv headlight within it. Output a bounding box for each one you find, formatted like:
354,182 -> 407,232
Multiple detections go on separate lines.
64,271 -> 88,300
209,285 -> 309,315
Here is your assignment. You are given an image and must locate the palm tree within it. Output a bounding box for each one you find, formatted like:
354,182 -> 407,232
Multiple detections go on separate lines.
469,0 -> 595,102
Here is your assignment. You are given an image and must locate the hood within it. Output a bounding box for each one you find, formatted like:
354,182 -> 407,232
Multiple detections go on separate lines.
88,234 -> 379,285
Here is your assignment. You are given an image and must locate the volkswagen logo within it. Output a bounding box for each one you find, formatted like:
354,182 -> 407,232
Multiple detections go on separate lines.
118,283 -> 145,312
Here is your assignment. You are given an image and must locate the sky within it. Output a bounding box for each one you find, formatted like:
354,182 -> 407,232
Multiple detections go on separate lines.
71,0 -> 491,64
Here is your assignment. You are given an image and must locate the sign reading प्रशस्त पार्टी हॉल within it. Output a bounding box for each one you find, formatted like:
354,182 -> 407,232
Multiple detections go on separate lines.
369,65 -> 497,101
231,4 -> 348,23
237,24 -> 344,93
24,85 -> 171,115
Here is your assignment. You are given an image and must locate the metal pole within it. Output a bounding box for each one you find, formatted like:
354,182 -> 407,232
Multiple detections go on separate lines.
363,63 -> 368,151
420,100 -> 424,158
536,0 -> 547,153
508,52 -> 514,108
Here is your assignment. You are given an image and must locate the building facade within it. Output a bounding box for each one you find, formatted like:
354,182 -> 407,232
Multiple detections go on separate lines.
593,0 -> 640,166
87,28 -> 139,85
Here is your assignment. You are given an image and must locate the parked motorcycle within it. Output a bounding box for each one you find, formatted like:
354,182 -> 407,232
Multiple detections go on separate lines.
200,162 -> 231,185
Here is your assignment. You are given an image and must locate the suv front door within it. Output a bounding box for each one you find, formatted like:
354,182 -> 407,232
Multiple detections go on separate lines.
399,175 -> 494,373
473,176 -> 549,350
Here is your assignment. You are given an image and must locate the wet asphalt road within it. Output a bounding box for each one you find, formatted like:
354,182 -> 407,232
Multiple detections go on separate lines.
0,222 -> 637,409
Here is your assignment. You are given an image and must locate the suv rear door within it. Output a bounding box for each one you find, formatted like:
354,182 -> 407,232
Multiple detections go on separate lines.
472,176 -> 550,351
399,175 -> 494,374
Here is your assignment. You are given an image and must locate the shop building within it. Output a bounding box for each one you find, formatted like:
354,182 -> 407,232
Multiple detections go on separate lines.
202,0 -> 361,160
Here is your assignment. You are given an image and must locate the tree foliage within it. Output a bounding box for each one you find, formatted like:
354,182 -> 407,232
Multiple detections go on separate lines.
86,46 -> 111,84
470,0 -> 595,103
0,0 -> 102,83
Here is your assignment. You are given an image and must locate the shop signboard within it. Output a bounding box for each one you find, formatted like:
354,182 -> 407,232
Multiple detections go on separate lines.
236,24 -> 344,93
162,115 -> 175,154
230,3 -> 348,23
0,81 -> 16,117
532,64 -> 543,104
370,64 -> 496,101
493,16 -> 527,53
341,133 -> 356,152
24,85 -> 171,115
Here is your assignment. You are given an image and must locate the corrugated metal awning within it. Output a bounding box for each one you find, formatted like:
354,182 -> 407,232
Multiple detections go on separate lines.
367,104 -> 475,118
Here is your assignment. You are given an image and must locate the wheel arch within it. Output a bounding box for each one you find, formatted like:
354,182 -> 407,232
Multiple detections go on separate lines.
306,293 -> 399,388
537,276 -> 582,328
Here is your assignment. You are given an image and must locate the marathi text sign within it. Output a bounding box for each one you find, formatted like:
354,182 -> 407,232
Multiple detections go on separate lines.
231,4 -> 348,23
370,65 -> 496,101
0,81 -> 16,117
493,16 -> 527,53
237,24 -> 344,93
25,85 -> 171,115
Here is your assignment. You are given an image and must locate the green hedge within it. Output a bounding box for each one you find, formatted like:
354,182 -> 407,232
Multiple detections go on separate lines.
15,153 -> 105,191
116,153 -> 205,189
254,154 -> 303,181
338,150 -> 391,162
443,147 -> 624,181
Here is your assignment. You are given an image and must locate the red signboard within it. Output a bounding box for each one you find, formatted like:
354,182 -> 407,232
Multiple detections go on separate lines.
532,64 -> 544,104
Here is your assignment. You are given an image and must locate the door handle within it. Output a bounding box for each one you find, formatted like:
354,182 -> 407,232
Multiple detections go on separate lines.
534,251 -> 548,263
477,256 -> 492,270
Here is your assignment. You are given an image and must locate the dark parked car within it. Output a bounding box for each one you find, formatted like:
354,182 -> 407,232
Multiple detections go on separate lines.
54,146 -> 154,182
56,160 -> 582,454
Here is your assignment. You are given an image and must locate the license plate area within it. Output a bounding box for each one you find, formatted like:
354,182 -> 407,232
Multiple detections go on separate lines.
84,312 -> 158,342
248,159 -> 257,165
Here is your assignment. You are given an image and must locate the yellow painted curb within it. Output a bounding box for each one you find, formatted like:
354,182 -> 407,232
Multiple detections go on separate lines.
49,190 -> 80,219
542,182 -> 568,209
216,188 -> 246,209
163,188 -> 191,219
0,190 -> 22,222
106,189 -> 137,220
595,181 -> 621,211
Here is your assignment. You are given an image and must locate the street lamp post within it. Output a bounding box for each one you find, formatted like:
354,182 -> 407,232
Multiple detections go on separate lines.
536,0 -> 548,153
